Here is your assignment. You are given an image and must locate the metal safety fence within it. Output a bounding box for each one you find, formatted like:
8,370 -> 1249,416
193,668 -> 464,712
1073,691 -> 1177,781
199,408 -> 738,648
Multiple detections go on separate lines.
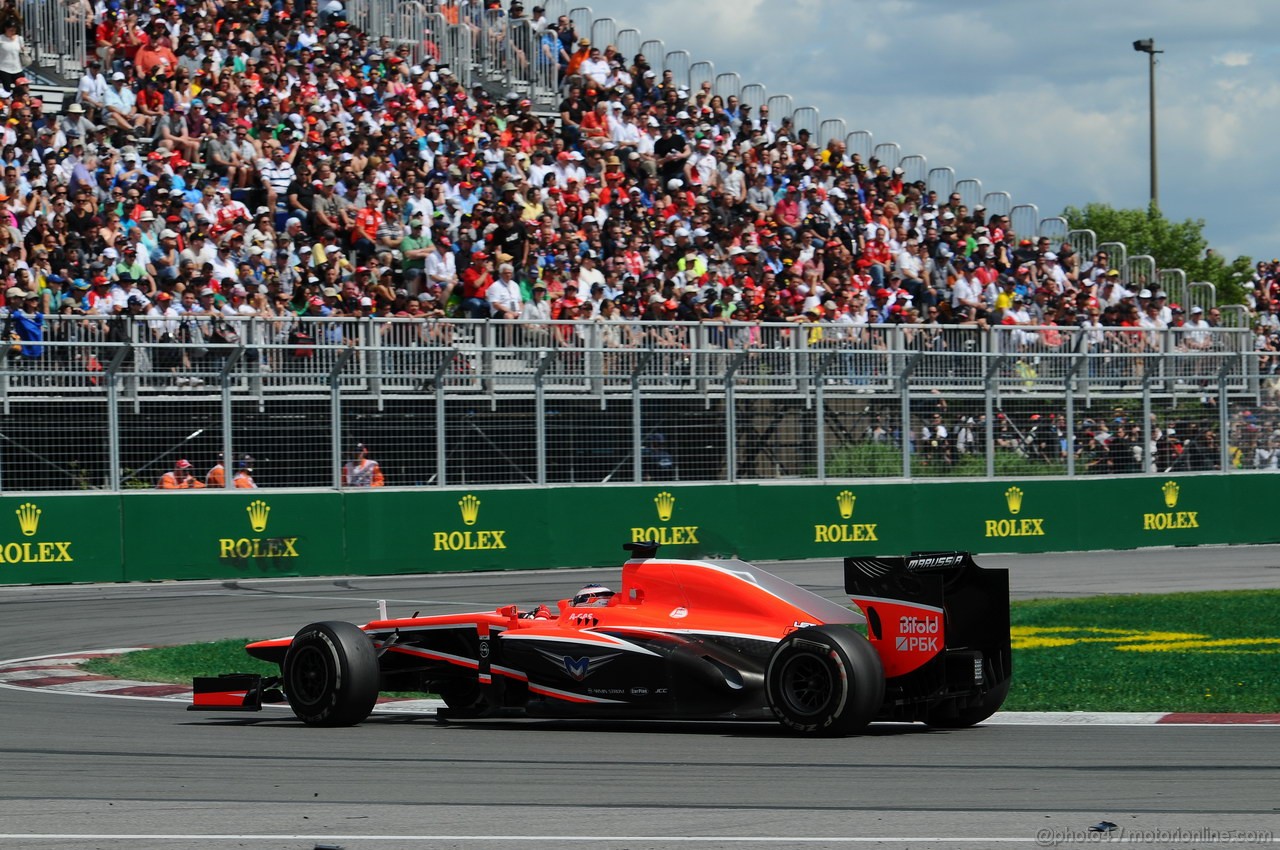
21,0 -> 89,78
0,317 -> 1271,493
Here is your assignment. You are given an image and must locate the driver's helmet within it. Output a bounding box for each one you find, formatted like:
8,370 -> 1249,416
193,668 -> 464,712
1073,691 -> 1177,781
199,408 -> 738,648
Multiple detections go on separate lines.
572,584 -> 615,607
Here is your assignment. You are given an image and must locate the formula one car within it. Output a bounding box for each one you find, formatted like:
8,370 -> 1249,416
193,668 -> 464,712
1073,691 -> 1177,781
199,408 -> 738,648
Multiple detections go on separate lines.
192,543 -> 1011,735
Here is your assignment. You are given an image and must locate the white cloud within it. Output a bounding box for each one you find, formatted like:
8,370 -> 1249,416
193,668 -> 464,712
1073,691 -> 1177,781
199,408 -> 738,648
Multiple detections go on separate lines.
1214,52 -> 1254,67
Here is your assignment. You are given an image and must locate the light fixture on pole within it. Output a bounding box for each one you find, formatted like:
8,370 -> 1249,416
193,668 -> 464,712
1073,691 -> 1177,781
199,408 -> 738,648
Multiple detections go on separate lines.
1132,38 -> 1163,210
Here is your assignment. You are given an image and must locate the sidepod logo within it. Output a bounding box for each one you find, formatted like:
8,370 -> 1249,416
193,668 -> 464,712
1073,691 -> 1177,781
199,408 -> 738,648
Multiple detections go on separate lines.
0,502 -> 74,564
533,648 -> 622,681
630,491 -> 699,545
433,494 -> 508,551
814,489 -> 878,543
218,499 -> 299,559
894,614 -> 941,652
984,486 -> 1046,538
1142,480 -> 1199,531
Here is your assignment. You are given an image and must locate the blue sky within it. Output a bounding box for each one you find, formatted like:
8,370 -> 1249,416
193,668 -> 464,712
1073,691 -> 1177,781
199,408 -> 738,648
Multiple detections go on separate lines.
580,0 -> 1279,263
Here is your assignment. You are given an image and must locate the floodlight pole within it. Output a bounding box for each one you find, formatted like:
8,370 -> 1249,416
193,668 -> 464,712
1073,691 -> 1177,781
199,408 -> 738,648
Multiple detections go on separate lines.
1133,38 -> 1163,210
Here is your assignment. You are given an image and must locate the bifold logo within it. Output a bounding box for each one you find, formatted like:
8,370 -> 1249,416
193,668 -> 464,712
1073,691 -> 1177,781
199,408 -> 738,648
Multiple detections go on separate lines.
434,494 -> 509,551
814,489 -> 878,543
894,614 -> 941,653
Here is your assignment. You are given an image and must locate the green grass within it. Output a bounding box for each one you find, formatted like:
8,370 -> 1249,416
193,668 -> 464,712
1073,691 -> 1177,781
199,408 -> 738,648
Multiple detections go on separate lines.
82,590 -> 1280,713
1005,590 -> 1280,712
83,639 -> 277,684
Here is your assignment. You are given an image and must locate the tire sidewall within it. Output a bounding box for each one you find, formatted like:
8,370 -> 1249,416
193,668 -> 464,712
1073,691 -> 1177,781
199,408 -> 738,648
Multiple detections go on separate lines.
283,621 -> 379,726
766,625 -> 884,736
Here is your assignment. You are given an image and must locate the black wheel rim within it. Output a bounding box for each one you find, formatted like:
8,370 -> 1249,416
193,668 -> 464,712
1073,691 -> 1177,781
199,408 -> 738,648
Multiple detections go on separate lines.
778,651 -> 835,717
288,644 -> 332,707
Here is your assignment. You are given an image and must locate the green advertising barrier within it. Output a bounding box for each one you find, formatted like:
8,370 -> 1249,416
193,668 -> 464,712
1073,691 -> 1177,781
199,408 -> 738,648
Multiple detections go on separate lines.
746,474 -> 1276,559
342,484 -> 742,574
343,487 -> 553,575
0,495 -> 123,585
120,491 -> 346,582
3,473 -> 1279,586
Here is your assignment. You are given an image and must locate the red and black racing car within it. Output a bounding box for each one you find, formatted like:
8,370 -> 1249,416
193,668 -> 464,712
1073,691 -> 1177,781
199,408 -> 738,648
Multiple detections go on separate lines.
192,543 -> 1011,735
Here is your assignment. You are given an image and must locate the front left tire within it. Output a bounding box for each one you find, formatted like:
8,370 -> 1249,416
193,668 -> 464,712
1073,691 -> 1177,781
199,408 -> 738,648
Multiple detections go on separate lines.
282,621 -> 380,726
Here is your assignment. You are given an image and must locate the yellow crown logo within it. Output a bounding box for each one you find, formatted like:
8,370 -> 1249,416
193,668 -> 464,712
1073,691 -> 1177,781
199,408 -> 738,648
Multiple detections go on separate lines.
654,491 -> 676,522
459,494 -> 481,526
836,490 -> 856,520
15,502 -> 40,537
246,500 -> 270,533
1162,480 -> 1180,509
1005,486 -> 1024,515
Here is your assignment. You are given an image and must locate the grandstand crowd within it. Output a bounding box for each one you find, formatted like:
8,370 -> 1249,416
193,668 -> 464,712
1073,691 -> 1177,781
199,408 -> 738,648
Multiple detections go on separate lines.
0,0 -> 1277,360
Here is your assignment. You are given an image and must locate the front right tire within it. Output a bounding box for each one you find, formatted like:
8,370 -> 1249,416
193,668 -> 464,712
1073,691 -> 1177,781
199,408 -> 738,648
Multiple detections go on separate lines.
282,621 -> 380,726
766,625 -> 885,736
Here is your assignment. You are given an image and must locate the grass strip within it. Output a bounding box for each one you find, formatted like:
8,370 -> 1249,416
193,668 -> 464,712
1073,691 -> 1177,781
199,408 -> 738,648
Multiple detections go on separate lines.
82,590 -> 1280,713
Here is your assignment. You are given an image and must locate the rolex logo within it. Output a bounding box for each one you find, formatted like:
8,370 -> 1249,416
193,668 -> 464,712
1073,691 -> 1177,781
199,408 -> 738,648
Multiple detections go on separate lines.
1162,480 -> 1179,509
1005,486 -> 1024,515
15,502 -> 40,537
246,500 -> 270,533
654,491 -> 675,522
836,490 -> 855,520
459,494 -> 481,526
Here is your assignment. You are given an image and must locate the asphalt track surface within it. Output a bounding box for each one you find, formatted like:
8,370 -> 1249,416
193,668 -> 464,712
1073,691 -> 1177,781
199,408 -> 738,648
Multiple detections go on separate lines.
3,546 -> 1280,850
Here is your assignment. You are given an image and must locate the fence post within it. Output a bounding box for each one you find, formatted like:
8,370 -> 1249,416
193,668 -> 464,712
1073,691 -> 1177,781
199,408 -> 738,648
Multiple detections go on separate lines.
105,345 -> 133,492
1141,374 -> 1153,473
899,351 -> 922,479
723,350 -> 749,483
1064,341 -> 1087,477
631,351 -> 653,483
813,352 -> 836,480
1218,356 -> 1236,472
534,350 -> 556,485
329,348 -> 354,489
984,355 -> 1007,479
433,349 -> 458,486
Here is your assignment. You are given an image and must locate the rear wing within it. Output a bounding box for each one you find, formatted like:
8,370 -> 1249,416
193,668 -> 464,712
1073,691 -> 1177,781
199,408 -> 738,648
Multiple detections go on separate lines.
844,551 -> 1010,688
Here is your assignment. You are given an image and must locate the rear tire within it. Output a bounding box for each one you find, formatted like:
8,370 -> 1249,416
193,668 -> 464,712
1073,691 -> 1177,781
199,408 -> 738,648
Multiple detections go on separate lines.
283,621 -> 380,726
926,678 -> 1011,728
766,625 -> 884,736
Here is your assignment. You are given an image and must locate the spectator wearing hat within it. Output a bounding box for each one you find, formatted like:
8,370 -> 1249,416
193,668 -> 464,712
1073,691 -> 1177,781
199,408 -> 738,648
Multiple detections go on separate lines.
426,237 -> 460,308
1180,305 -> 1213,352
233,455 -> 257,489
156,102 -> 201,163
4,289 -> 44,363
342,443 -> 385,487
310,178 -> 351,236
103,71 -> 144,134
76,58 -> 109,119
158,458 -> 205,490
